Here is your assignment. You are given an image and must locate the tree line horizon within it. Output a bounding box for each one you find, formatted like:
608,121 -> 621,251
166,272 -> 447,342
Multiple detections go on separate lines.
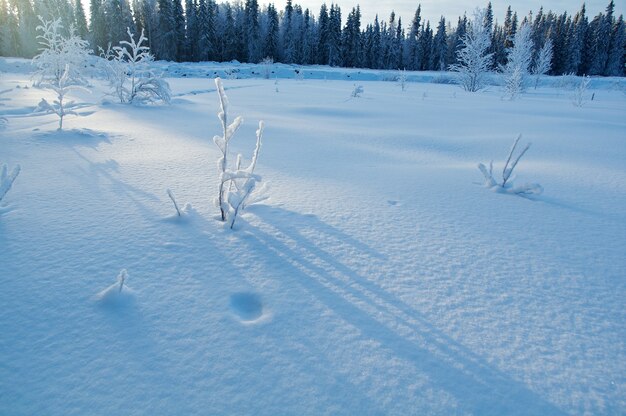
1,0 -> 624,76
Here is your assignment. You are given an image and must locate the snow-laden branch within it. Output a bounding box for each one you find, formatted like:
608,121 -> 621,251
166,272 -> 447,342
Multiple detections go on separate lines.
214,78 -> 268,228
478,135 -> 543,195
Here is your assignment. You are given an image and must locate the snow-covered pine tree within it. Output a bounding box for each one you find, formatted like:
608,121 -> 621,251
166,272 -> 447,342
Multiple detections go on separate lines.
74,0 -> 88,39
431,17 -> 447,71
316,3 -> 329,64
450,8 -> 493,92
405,5 -> 421,70
327,4 -> 342,66
89,0 -> 107,51
589,0 -> 614,75
262,3 -> 279,61
244,0 -> 260,62
606,15 -> 625,76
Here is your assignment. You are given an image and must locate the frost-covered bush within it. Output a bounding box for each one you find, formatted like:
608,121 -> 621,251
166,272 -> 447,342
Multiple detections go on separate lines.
351,84 -> 364,97
478,135 -> 543,195
397,69 -> 408,91
213,77 -> 268,229
0,163 -> 21,203
36,64 -> 89,130
101,29 -> 171,104
572,76 -> 591,107
32,17 -> 91,88
449,8 -> 493,92
501,23 -> 533,100
260,57 -> 273,79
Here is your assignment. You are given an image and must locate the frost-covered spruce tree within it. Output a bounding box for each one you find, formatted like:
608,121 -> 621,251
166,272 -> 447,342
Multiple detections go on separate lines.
0,163 -> 21,203
36,65 -> 89,130
449,8 -> 493,92
101,28 -> 171,104
478,135 -> 543,195
532,38 -> 553,89
32,17 -> 91,88
213,77 -> 268,229
502,23 -> 533,99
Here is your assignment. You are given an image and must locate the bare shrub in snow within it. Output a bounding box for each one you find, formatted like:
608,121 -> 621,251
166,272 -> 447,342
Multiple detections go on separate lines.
572,75 -> 591,107
0,163 -> 21,203
95,269 -> 132,302
502,23 -> 533,100
166,188 -> 192,217
36,64 -> 89,130
449,8 -> 493,92
351,84 -> 364,97
101,29 -> 171,104
214,77 -> 268,229
478,135 -> 543,195
532,39 -> 553,89
32,17 -> 91,88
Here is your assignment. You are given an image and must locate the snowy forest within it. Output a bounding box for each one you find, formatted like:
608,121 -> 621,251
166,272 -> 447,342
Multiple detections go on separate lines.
1,0 -> 625,76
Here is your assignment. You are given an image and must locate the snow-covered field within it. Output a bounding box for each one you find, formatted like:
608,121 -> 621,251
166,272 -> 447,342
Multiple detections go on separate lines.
1,58 -> 625,415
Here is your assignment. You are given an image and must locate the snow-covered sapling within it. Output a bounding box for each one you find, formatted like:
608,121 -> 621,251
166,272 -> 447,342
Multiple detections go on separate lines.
351,84 -> 364,98
572,76 -> 591,107
213,77 -> 268,229
101,28 -> 171,104
478,135 -> 543,195
32,17 -> 91,88
36,64 -> 89,130
532,39 -> 553,89
449,8 -> 493,92
501,23 -> 533,100
0,163 -> 21,203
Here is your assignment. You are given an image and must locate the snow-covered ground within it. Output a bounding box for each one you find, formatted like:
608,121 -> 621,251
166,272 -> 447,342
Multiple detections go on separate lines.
1,58 -> 625,415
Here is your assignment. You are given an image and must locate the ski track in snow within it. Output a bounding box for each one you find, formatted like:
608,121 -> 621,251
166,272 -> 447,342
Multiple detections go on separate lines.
1,58 -> 625,415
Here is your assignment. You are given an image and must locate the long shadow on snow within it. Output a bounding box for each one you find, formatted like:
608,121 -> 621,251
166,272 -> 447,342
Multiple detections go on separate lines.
68,147 -> 161,220
240,205 -> 567,415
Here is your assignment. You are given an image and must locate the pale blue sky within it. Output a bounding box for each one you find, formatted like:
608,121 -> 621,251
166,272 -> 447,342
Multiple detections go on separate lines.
294,0 -> 624,27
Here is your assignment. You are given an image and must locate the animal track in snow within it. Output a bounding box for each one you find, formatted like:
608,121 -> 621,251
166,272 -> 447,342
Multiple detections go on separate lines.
230,292 -> 265,323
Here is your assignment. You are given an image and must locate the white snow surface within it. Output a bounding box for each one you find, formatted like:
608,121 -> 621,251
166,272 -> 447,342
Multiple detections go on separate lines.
1,58 -> 625,415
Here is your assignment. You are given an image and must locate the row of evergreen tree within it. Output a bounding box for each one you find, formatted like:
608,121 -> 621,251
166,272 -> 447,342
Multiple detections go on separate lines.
1,0 -> 624,76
